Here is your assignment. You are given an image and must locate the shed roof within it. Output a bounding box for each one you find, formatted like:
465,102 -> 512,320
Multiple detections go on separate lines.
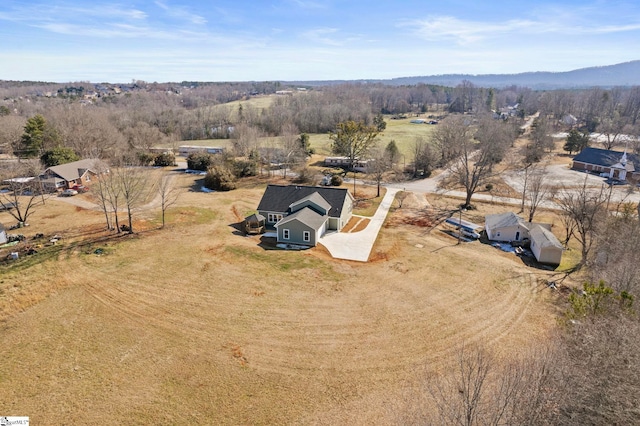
275,207 -> 327,230
529,224 -> 563,249
257,185 -> 351,218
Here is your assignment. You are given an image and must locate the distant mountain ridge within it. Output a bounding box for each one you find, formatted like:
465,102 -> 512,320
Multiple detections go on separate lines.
291,60 -> 640,89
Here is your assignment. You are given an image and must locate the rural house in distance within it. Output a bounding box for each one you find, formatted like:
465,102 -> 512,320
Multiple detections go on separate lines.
39,158 -> 103,192
256,184 -> 354,246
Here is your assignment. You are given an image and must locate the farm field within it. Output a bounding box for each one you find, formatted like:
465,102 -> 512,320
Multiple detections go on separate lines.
0,174 -> 562,424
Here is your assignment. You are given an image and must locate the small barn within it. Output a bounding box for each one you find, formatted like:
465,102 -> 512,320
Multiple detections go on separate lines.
244,213 -> 266,235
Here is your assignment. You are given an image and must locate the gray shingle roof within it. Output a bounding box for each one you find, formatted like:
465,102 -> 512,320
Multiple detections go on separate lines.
257,185 -> 350,218
573,147 -> 638,172
289,191 -> 331,214
276,207 -> 327,230
44,158 -> 100,181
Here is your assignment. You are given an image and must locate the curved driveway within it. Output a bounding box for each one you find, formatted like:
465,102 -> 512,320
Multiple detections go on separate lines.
319,187 -> 399,262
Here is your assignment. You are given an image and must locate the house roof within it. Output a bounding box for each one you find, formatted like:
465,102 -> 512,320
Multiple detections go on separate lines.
257,185 -> 351,218
289,191 -> 332,214
43,158 -> 100,182
573,147 -> 638,172
529,224 -> 563,249
275,206 -> 327,230
485,212 -> 524,231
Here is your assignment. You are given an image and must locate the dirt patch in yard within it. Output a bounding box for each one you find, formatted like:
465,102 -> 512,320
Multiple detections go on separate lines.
387,192 -> 436,228
342,216 -> 371,232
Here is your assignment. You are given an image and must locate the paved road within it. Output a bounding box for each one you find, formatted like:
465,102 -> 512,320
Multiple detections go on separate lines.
319,187 -> 400,262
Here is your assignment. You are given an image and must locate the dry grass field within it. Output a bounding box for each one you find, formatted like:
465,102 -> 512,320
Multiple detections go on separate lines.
0,173 -> 565,424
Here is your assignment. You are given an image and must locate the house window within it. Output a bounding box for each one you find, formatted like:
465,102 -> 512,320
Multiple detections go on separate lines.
283,229 -> 290,240
268,213 -> 283,223
303,231 -> 310,242
496,232 -> 501,237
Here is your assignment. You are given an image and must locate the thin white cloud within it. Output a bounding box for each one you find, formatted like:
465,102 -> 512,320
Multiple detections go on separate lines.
154,0 -> 207,25
0,3 -> 147,22
405,14 -> 640,45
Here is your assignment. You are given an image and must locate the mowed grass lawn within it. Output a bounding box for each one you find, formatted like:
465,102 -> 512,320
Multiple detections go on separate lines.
0,172 -> 560,424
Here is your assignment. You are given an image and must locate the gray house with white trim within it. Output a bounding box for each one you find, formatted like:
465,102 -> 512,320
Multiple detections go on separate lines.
256,185 -> 354,246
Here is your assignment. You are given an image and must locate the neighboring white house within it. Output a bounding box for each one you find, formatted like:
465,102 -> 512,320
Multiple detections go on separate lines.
0,223 -> 7,245
484,212 -> 534,242
485,212 -> 563,265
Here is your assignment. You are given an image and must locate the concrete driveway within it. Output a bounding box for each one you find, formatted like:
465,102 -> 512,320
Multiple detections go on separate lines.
319,187 -> 400,262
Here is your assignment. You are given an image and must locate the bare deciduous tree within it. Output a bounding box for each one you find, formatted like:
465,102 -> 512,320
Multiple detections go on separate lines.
423,344 -> 556,426
116,165 -> 151,233
157,172 -> 181,229
443,116 -> 516,209
525,166 -> 550,222
0,160 -> 45,225
557,176 -> 609,267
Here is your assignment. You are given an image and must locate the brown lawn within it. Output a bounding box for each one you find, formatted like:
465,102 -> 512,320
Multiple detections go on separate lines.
0,173 -> 564,424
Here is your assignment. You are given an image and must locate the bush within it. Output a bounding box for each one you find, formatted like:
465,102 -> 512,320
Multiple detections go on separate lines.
294,167 -> 316,185
154,152 -> 175,167
187,152 -> 214,171
485,183 -> 494,191
232,159 -> 257,178
330,175 -> 343,186
204,164 -> 236,191
136,152 -> 155,166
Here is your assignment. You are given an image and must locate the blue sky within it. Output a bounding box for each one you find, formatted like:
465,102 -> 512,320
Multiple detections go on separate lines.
1,0 -> 639,82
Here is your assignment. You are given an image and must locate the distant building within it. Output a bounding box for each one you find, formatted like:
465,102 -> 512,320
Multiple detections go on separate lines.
571,147 -> 639,182
323,156 -> 372,172
178,146 -> 225,156
39,158 -> 106,191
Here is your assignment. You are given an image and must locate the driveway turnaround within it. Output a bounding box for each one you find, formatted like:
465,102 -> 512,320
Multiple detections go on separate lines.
319,187 -> 400,262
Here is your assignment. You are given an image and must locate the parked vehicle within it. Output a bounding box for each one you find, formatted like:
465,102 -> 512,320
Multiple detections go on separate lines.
60,189 -> 78,197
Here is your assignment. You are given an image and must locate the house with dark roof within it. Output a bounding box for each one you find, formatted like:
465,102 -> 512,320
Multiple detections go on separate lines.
256,184 -> 354,246
485,212 -> 563,265
571,147 -> 639,182
39,159 -> 105,191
